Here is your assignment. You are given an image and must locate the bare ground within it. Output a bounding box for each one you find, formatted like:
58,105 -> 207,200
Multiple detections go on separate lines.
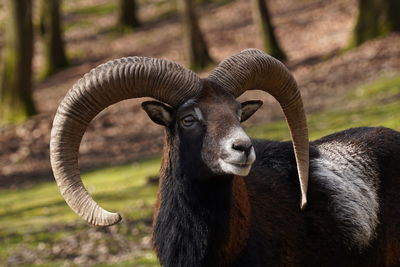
1,0 -> 399,188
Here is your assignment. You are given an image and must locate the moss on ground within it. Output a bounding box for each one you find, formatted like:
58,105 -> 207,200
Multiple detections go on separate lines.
348,75 -> 400,102
71,3 -> 117,16
248,101 -> 399,141
97,253 -> 159,267
248,75 -> 400,141
0,157 -> 160,265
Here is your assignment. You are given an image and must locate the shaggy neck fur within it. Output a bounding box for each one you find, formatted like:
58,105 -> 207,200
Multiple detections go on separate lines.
153,132 -> 250,267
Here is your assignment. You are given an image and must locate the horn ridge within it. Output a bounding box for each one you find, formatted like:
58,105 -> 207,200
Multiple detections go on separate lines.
51,56 -> 201,226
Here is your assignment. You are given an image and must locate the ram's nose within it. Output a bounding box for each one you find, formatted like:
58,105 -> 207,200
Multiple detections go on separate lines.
232,140 -> 253,157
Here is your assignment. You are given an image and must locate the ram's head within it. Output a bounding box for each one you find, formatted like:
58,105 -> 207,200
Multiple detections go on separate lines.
50,49 -> 309,226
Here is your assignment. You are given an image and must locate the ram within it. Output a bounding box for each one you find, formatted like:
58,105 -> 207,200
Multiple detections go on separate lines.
50,49 -> 400,267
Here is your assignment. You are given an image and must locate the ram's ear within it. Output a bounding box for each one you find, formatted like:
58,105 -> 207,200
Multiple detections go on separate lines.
142,101 -> 175,127
240,100 -> 263,122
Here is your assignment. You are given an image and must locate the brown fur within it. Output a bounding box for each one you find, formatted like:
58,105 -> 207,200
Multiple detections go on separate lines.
218,176 -> 251,265
385,238 -> 400,266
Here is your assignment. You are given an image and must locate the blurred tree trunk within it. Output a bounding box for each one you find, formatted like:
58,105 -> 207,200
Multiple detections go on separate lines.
252,0 -> 287,60
118,0 -> 140,28
350,0 -> 400,47
0,0 -> 36,124
39,0 -> 68,78
180,0 -> 213,70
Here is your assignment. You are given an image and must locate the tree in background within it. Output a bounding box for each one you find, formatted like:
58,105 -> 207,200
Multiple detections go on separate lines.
0,0 -> 36,124
180,0 -> 213,70
350,0 -> 400,47
118,0 -> 140,29
39,0 -> 69,78
252,0 -> 287,60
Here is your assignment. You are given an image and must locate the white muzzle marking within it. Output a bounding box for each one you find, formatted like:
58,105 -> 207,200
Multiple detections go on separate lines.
218,127 -> 256,176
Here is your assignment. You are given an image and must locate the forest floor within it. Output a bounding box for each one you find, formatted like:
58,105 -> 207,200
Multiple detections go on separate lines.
0,0 -> 399,188
0,0 -> 399,265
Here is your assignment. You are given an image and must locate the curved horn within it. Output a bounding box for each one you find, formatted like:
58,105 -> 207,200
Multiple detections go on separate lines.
208,49 -> 309,209
50,57 -> 201,226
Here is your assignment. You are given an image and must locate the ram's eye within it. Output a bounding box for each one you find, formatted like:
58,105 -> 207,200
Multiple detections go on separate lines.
181,115 -> 196,127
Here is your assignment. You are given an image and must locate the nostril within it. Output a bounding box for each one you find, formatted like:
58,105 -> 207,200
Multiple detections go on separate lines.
232,141 -> 253,155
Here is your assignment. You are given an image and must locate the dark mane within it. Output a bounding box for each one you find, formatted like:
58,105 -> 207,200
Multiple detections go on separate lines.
153,131 -> 233,267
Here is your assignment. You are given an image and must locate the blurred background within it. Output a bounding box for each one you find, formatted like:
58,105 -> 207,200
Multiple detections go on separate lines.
0,0 -> 399,266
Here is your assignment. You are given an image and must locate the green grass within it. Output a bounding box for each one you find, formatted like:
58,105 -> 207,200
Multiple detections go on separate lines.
348,75 -> 400,102
64,19 -> 93,32
248,101 -> 399,141
0,157 -> 160,265
0,157 -> 160,233
97,253 -> 159,267
248,74 -> 400,141
0,75 -> 399,266
72,3 -> 116,16
62,2 -> 116,36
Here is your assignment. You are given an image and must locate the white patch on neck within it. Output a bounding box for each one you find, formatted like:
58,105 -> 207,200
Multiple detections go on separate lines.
312,141 -> 379,250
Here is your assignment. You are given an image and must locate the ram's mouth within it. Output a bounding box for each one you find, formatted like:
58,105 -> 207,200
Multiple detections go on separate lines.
228,162 -> 251,168
218,159 -> 253,176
